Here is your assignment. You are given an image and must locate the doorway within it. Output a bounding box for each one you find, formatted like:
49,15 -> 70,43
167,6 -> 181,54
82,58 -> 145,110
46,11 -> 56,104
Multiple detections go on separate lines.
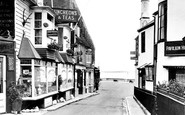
0,56 -> 6,113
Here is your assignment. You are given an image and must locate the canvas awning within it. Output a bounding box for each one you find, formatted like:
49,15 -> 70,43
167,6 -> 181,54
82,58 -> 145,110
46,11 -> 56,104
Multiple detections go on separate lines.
137,63 -> 153,69
60,53 -> 74,64
36,48 -> 56,61
18,37 -> 41,59
55,50 -> 65,63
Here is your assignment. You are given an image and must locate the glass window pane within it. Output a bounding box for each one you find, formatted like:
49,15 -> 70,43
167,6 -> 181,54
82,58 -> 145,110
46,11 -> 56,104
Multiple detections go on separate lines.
21,66 -> 32,97
161,5 -> 164,15
47,67 -> 57,93
161,16 -> 164,27
161,27 -> 165,39
35,29 -> 42,36
35,21 -> 42,28
0,58 -> 3,93
35,67 -> 47,96
158,29 -> 161,41
159,5 -> 162,16
35,37 -> 42,44
35,13 -> 42,20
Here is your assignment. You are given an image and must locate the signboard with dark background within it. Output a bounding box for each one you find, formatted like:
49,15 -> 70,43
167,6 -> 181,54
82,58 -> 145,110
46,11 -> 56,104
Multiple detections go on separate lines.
0,1 -> 14,38
165,41 -> 185,56
53,8 -> 79,23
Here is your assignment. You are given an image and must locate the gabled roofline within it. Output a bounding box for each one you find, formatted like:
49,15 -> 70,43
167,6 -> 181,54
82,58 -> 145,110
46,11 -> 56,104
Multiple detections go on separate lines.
137,20 -> 155,32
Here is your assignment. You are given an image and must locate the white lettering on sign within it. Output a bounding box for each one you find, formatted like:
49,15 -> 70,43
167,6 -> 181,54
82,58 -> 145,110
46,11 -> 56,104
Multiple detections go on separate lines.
166,46 -> 185,51
54,9 -> 79,23
54,10 -> 77,16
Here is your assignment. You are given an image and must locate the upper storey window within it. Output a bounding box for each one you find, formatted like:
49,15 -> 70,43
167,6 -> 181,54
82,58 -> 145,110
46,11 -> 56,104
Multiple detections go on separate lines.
158,1 -> 167,42
35,12 -> 42,45
141,31 -> 145,53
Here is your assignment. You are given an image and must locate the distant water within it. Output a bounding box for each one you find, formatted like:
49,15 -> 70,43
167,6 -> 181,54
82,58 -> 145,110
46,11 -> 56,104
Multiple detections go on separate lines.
100,71 -> 135,79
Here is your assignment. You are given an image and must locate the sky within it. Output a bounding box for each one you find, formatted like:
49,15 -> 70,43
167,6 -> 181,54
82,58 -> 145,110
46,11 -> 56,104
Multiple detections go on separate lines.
75,0 -> 158,72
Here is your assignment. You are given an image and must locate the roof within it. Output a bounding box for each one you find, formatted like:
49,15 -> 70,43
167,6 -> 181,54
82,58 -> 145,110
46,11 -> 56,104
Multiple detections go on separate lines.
52,0 -> 95,50
60,53 -> 74,64
55,50 -> 65,63
36,48 -> 56,61
137,20 -> 155,32
18,37 -> 41,59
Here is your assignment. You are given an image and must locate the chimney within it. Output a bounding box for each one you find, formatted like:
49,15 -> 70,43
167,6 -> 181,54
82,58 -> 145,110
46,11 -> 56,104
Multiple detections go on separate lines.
140,0 -> 150,27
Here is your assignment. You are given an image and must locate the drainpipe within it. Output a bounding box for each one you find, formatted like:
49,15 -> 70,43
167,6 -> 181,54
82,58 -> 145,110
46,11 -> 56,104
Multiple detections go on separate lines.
153,15 -> 157,93
153,13 -> 158,115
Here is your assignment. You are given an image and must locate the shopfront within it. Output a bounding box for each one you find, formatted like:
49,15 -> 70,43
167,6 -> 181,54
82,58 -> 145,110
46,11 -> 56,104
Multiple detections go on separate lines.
59,53 -> 74,100
75,65 -> 86,96
137,63 -> 154,91
18,38 -> 59,108
0,38 -> 15,113
163,41 -> 185,83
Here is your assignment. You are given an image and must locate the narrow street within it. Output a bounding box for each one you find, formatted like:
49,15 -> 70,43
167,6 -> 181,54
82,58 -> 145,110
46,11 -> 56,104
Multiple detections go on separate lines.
44,80 -> 134,115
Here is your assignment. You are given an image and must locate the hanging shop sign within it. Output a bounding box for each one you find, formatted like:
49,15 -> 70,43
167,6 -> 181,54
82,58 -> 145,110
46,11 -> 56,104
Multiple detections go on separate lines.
0,40 -> 14,54
53,8 -> 79,23
47,30 -> 58,37
0,1 -> 14,38
165,41 -> 185,56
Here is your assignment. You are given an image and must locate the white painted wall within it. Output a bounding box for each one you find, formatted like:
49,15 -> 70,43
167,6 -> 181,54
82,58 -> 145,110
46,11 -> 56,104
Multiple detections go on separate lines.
156,43 -> 169,84
156,0 -> 185,84
146,81 -> 153,91
167,0 -> 185,41
15,0 -> 32,80
138,25 -> 154,67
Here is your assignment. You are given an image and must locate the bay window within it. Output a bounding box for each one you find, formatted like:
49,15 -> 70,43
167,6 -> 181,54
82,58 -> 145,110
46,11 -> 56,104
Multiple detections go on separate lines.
158,1 -> 167,42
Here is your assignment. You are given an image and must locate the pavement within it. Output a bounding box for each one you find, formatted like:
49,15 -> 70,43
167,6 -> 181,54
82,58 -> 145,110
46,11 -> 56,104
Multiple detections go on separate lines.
2,93 -> 150,115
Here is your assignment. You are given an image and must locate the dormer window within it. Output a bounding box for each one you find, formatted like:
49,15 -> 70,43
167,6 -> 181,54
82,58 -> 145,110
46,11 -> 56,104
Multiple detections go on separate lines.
35,12 -> 42,44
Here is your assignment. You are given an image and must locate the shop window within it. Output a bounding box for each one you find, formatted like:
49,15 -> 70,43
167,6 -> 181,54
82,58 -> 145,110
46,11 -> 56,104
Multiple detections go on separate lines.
21,66 -> 32,97
35,12 -> 42,44
158,1 -> 167,42
176,69 -> 185,84
145,66 -> 153,81
141,31 -> 145,53
47,67 -> 57,93
35,66 -> 47,96
20,59 -> 58,99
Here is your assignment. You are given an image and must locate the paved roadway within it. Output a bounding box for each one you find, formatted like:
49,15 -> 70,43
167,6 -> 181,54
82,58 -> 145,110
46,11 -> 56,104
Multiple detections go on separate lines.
44,80 -> 134,115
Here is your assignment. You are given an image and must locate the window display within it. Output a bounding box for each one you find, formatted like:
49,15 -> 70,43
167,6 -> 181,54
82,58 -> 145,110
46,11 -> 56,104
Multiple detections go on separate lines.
34,67 -> 46,96
47,67 -> 57,93
59,64 -> 74,92
21,66 -> 32,97
20,59 -> 58,99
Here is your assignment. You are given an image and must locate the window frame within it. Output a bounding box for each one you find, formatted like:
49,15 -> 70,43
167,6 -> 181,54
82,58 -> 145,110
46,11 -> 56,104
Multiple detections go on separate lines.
34,12 -> 42,45
141,31 -> 146,53
158,1 -> 167,42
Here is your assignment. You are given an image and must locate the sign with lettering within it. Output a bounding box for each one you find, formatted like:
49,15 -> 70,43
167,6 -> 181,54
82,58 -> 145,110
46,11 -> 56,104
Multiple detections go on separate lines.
0,40 -> 14,54
165,41 -> 185,56
0,1 -> 14,38
53,8 -> 79,23
47,30 -> 58,37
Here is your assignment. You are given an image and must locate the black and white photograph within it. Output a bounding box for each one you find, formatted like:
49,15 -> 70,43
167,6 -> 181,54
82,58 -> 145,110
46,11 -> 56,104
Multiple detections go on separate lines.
0,0 -> 184,115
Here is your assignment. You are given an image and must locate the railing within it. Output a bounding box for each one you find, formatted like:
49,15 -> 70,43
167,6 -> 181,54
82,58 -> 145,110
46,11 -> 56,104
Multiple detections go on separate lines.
134,87 -> 156,115
157,89 -> 185,115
